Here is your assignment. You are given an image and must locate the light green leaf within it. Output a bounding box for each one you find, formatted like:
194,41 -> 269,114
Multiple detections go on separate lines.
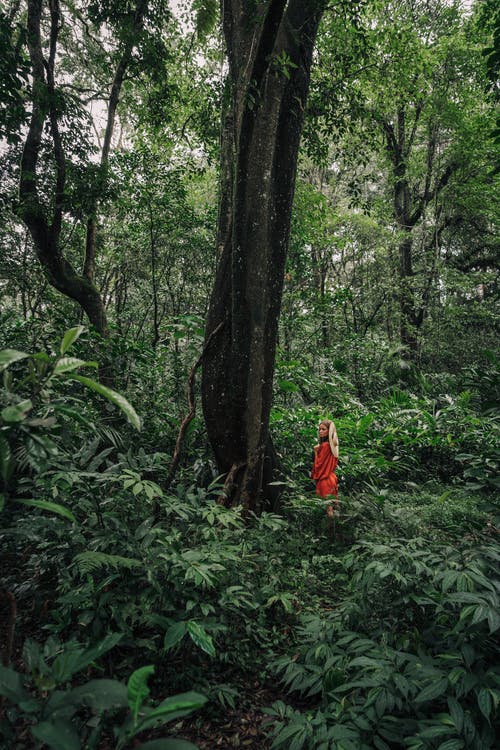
278,379 -> 299,393
53,358 -> 98,375
2,399 -> 32,423
128,665 -> 155,724
60,326 -> 86,355
163,622 -> 187,652
134,692 -> 207,735
31,718 -> 80,750
186,621 -> 216,657
0,349 -> 29,371
67,375 -> 141,430
15,498 -> 76,522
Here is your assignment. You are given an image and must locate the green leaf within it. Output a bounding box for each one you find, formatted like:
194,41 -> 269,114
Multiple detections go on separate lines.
163,621 -> 187,651
128,665 -> 155,724
418,725 -> 453,739
67,375 -> 141,430
60,326 -> 85,355
447,697 -> 464,733
194,0 -> 217,40
477,688 -> 492,722
0,664 -> 37,708
71,633 -> 123,676
68,679 -> 128,712
415,678 -> 448,703
1,399 -> 32,423
53,357 -> 98,375
186,621 -> 216,657
15,498 -> 76,522
134,692 -> 207,735
487,607 -> 500,633
436,740 -> 465,750
31,718 -> 80,750
0,349 -> 29,371
135,741 -> 201,750
278,379 -> 299,393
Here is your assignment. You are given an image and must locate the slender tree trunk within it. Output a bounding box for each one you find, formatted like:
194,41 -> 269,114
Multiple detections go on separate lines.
202,0 -> 325,513
19,0 -> 109,339
385,108 -> 457,360
83,0 -> 148,283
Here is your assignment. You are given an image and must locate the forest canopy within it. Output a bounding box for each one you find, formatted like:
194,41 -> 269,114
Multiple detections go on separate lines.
0,1 -> 499,749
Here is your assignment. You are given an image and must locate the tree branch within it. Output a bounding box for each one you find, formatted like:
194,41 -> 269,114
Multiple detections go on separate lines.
83,0 -> 148,281
163,321 -> 225,493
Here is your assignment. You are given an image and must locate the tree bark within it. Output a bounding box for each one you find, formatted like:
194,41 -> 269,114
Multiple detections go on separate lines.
202,0 -> 325,513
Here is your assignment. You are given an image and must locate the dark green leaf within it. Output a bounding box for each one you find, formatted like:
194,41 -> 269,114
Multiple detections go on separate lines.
135,741 -> 201,750
163,622 -> 187,651
31,719 -> 80,750
69,679 -> 128,712
415,679 -> 448,703
477,688 -> 492,722
0,664 -> 36,708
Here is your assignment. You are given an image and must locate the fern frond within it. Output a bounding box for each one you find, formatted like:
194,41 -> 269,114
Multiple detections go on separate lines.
73,551 -> 143,574
97,424 -> 125,449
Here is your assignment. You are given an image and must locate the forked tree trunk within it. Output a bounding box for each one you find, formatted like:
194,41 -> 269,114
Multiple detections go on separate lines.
202,0 -> 325,513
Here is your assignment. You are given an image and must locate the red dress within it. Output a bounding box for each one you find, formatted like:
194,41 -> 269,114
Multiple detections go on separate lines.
311,441 -> 338,498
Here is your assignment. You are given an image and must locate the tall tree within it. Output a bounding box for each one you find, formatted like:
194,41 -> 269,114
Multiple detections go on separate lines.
16,0 -> 169,338
307,0 -> 494,359
201,0 -> 326,512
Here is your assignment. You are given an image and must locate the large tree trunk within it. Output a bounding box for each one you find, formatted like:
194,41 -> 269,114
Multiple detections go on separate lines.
202,0 -> 325,513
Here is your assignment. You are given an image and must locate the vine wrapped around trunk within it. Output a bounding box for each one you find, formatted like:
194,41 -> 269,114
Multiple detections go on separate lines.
202,0 -> 325,513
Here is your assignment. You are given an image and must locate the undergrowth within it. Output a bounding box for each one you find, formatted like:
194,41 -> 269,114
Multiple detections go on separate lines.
1,333 -> 498,749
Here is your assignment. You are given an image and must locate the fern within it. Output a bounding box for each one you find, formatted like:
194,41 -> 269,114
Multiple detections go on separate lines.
73,551 -> 143,574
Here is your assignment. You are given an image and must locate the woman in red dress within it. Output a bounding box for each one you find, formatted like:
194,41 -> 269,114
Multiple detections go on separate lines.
311,420 -> 339,517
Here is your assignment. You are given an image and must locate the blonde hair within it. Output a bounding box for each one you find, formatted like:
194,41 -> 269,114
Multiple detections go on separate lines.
319,419 -> 339,458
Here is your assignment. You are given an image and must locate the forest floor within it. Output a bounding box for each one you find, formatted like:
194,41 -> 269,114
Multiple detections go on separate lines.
177,686 -> 273,749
